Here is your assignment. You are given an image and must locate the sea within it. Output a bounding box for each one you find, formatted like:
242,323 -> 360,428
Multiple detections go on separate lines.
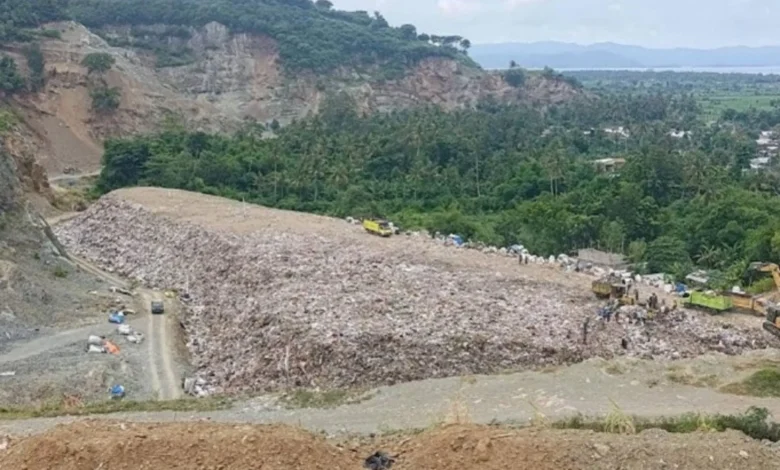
552,66 -> 780,75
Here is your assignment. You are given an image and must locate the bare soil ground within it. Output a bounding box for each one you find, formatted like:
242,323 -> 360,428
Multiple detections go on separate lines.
1,420 -> 778,470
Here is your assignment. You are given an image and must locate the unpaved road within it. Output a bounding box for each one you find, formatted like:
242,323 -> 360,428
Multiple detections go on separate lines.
3,353 -> 780,437
136,289 -> 181,400
0,323 -> 114,365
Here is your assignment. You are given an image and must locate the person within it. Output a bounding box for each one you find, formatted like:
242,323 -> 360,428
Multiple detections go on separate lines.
621,338 -> 628,350
634,288 -> 639,301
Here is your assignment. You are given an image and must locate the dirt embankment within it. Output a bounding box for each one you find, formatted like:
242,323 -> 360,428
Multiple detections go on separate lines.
53,188 -> 769,395
2,421 -> 778,470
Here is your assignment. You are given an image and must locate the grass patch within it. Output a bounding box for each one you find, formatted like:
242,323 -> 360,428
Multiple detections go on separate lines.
666,370 -> 719,388
279,388 -> 374,409
721,368 -> 780,397
554,406 -> 780,442
0,396 -> 232,420
603,363 -> 626,376
52,265 -> 69,278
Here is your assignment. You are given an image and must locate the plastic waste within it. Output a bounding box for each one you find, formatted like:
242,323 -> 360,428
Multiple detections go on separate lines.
109,312 -> 125,324
110,385 -> 125,399
87,345 -> 105,353
117,324 -> 132,335
88,335 -> 103,345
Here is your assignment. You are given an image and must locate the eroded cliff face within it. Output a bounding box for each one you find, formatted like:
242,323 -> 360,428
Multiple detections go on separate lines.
3,21 -> 580,175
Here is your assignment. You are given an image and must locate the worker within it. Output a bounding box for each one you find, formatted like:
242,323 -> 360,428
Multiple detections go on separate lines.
582,317 -> 590,345
621,338 -> 628,350
634,288 -> 639,301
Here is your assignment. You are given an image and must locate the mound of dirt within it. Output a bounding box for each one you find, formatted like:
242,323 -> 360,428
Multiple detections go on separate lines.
2,421 -> 778,470
0,421 -> 354,470
53,189 -> 769,394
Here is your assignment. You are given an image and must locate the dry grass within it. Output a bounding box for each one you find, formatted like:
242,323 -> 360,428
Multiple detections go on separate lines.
603,399 -> 635,435
0,396 -> 232,420
666,371 -> 720,388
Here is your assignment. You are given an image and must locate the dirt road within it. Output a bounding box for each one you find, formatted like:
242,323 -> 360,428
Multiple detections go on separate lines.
0,323 -> 114,365
136,289 -> 181,400
3,352 -> 780,437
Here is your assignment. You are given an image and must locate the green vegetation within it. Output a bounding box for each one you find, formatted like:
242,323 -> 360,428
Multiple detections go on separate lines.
23,43 -> 45,91
0,56 -> 24,94
566,69 -> 780,122
95,88 -> 780,284
279,388 -> 374,409
554,406 -> 780,442
52,265 -> 69,278
721,368 -> 780,397
0,0 -> 473,74
67,0 -> 472,74
0,396 -> 232,419
81,52 -> 115,74
82,52 -> 121,112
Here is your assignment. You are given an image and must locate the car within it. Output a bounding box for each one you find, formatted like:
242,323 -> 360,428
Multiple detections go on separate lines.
150,300 -> 165,314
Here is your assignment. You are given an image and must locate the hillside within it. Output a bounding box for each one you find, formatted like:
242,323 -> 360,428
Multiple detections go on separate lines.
0,1 -> 581,176
471,41 -> 780,69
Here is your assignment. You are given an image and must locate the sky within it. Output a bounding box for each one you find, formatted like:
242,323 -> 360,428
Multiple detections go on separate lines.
330,0 -> 779,48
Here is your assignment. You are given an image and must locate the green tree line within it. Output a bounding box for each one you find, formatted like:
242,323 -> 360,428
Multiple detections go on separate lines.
96,94 -> 780,287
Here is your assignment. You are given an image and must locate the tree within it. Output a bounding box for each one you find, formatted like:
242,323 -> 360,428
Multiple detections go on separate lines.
509,60 -> 517,69
503,68 -> 526,88
314,0 -> 333,9
81,52 -> 116,75
89,85 -> 121,112
459,38 -> 471,52
418,33 -> 430,42
0,56 -> 24,95
23,43 -> 44,91
398,24 -> 417,41
269,119 -> 280,132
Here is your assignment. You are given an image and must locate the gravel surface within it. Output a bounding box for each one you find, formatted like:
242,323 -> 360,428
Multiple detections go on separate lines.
54,188 -> 771,394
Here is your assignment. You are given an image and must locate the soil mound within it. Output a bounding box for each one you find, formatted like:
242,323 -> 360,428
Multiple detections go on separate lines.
0,421 -> 354,470
3,421 -> 778,470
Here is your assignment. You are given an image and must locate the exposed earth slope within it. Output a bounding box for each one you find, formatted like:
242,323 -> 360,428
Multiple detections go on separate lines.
2,19 -> 579,175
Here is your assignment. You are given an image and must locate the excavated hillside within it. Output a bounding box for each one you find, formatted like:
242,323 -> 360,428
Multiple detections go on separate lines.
1,21 -> 580,175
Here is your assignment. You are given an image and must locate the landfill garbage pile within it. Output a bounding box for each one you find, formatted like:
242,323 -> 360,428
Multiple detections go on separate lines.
56,196 -> 768,394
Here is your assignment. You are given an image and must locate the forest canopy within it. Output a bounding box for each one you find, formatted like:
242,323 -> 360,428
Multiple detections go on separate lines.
96,92 -> 780,288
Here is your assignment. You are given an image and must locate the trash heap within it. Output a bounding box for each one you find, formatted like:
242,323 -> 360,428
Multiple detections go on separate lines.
55,196 -> 768,394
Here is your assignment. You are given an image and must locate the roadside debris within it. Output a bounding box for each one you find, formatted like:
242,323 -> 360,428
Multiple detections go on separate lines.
109,286 -> 133,296
364,451 -> 395,470
108,311 -> 125,324
109,384 -> 125,399
0,371 -> 16,377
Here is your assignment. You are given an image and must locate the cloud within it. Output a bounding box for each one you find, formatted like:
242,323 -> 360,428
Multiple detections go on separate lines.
437,0 -> 483,16
504,0 -> 545,10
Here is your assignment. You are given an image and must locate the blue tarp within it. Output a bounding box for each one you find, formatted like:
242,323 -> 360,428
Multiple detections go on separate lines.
110,385 -> 125,399
108,312 -> 125,324
448,234 -> 464,246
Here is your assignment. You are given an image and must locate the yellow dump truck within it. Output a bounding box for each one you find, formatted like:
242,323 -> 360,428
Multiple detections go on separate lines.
591,276 -> 635,305
362,219 -> 392,237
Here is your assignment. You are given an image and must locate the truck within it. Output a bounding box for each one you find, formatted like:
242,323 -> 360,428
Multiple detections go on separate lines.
150,300 -> 165,315
362,218 -> 393,237
591,275 -> 635,306
683,290 -> 732,312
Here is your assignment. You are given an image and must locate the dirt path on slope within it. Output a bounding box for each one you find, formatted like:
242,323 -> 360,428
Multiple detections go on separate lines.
0,323 -> 115,365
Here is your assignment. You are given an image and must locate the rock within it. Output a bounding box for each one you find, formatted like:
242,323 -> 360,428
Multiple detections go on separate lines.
592,443 -> 610,456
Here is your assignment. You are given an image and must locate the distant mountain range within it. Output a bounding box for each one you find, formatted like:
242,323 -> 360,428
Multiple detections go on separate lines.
469,41 -> 780,70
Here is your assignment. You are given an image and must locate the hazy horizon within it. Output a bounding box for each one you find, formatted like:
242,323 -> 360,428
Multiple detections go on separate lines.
331,0 -> 779,49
